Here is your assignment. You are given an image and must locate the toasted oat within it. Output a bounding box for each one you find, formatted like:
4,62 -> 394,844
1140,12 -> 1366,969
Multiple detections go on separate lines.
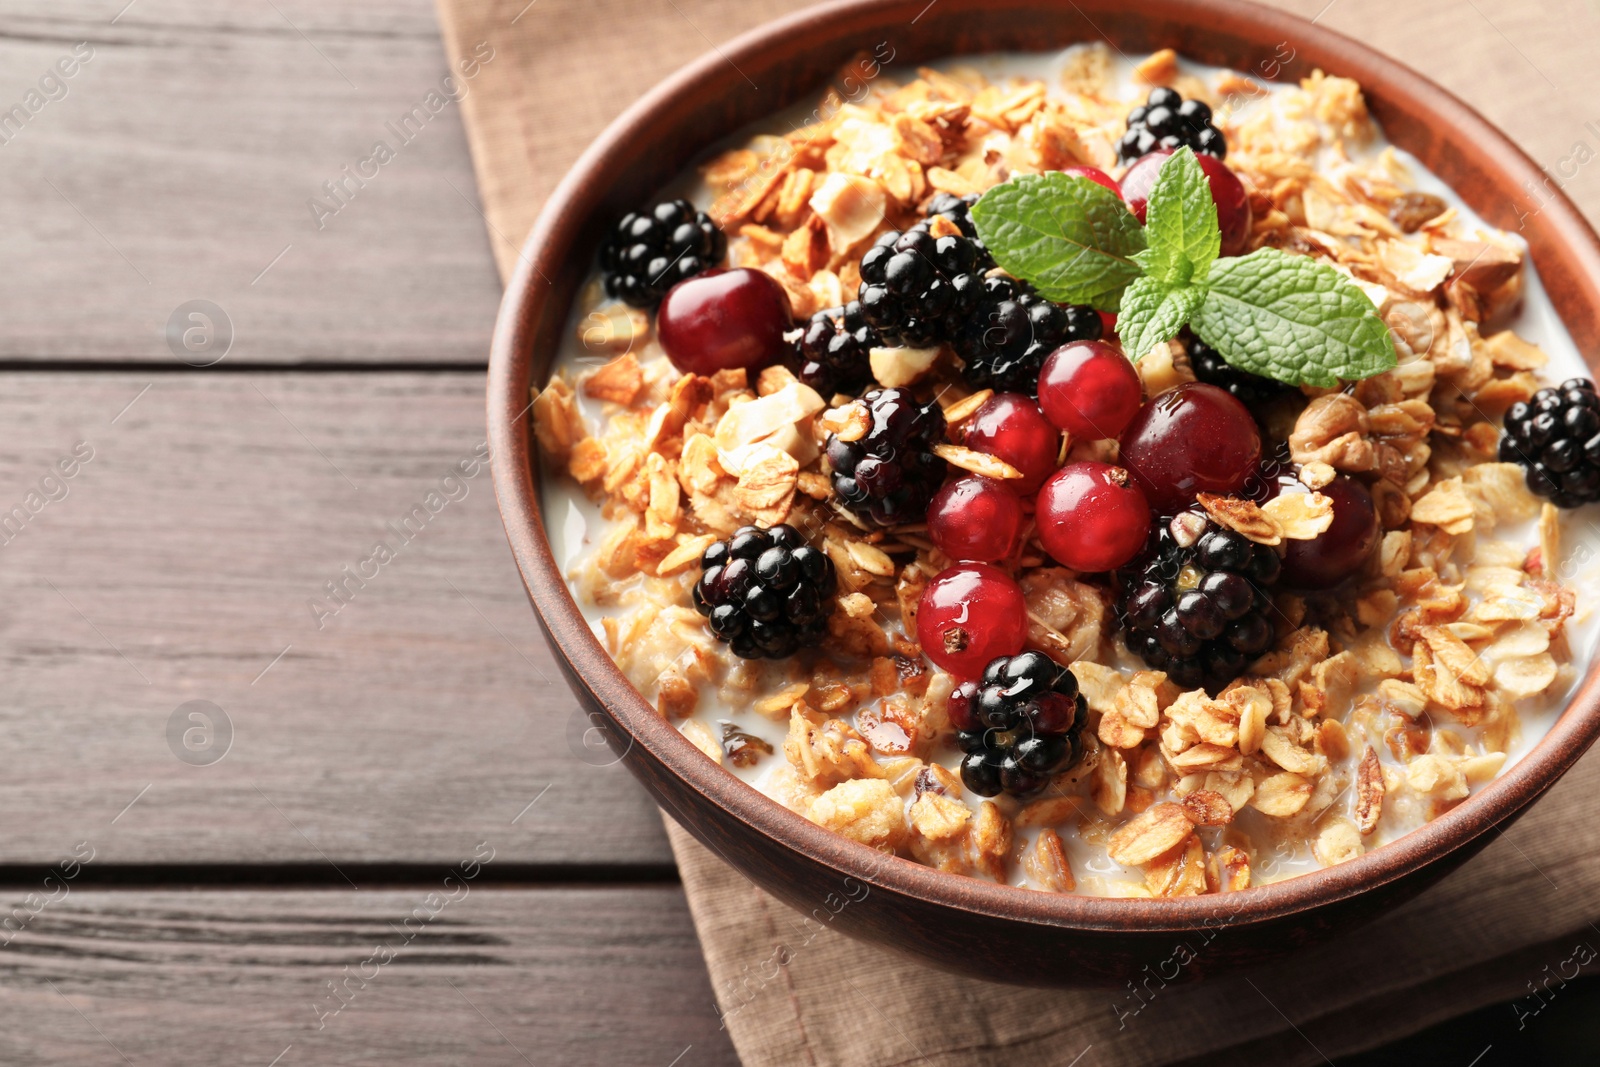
1143,834 -> 1207,898
1198,492 -> 1282,545
732,445 -> 799,525
1298,461 -> 1337,490
1262,491 -> 1335,540
583,353 -> 646,406
941,389 -> 993,425
1253,771 -> 1313,817
679,718 -> 722,763
658,533 -> 717,577
714,382 -> 824,452
1092,746 -> 1128,816
933,443 -> 1023,480
845,539 -> 897,578
808,171 -> 888,253
1260,725 -> 1327,776
1313,818 -> 1364,867
1410,477 -> 1475,535
1133,47 -> 1178,85
1107,802 -> 1192,866
1208,845 -> 1251,893
909,789 -> 973,842
1023,829 -> 1076,893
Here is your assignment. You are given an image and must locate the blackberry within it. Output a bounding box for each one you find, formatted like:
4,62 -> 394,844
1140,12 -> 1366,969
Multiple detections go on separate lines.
948,651 -> 1088,797
599,199 -> 726,309
1115,513 -> 1282,691
826,387 -> 948,526
789,301 -> 878,399
921,192 -> 987,251
692,524 -> 836,660
1499,378 -> 1600,508
1186,334 -> 1290,408
857,225 -> 990,348
1117,87 -> 1227,165
956,275 -> 1102,393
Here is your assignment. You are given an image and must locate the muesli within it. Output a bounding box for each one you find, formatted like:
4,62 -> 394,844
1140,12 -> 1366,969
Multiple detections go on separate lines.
534,45 -> 1594,897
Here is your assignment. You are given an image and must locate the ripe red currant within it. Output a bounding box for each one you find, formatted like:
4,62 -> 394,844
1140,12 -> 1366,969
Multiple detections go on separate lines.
917,563 -> 1029,678
1275,474 -> 1380,589
1037,340 -> 1144,441
928,476 -> 1025,563
1120,149 -> 1253,257
1035,461 -> 1152,572
962,392 -> 1062,494
657,267 -> 793,375
1119,382 -> 1262,514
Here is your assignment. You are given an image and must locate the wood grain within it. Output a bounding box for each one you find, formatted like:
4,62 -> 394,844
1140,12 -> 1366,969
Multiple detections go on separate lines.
0,885 -> 737,1066
0,371 -> 671,866
0,0 -> 502,363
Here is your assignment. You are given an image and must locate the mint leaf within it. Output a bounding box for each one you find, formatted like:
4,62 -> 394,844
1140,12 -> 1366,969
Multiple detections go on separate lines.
1117,277 -> 1205,362
1131,148 -> 1219,288
1191,248 -> 1398,387
971,173 -> 1147,312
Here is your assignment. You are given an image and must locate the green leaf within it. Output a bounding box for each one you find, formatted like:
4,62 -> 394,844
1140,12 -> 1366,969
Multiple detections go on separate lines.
1117,277 -> 1205,362
1131,147 -> 1219,288
1191,248 -> 1398,388
970,173 -> 1147,312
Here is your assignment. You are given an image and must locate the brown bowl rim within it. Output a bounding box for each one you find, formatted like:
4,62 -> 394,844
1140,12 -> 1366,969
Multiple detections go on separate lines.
489,0 -> 1600,933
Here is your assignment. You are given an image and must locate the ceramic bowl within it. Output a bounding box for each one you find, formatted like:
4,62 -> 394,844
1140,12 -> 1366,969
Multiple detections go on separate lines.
488,0 -> 1600,985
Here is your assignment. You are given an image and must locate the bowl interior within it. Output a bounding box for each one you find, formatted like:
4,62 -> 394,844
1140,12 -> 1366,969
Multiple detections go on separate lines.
490,0 -> 1600,933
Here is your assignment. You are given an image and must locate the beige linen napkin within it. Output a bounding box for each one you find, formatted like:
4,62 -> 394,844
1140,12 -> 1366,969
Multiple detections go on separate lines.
435,0 -> 1600,1061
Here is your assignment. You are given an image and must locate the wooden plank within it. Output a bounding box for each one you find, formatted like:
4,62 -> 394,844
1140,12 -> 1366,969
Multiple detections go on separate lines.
0,1 -> 503,363
0,885 -> 737,1066
0,371 -> 672,866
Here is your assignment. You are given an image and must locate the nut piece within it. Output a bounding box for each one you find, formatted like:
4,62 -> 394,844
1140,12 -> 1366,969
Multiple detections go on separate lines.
1180,789 -> 1234,827
1289,394 -> 1376,472
1355,745 -> 1384,835
870,346 -> 941,388
1107,801 -> 1192,867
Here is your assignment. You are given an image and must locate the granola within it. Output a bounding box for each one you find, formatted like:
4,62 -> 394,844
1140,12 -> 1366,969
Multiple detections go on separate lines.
535,46 -> 1594,898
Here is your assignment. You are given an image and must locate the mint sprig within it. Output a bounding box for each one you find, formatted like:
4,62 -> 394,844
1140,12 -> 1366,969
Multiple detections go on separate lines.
968,172 -> 1146,312
969,147 -> 1398,387
1192,249 -> 1399,387
1132,147 -> 1218,287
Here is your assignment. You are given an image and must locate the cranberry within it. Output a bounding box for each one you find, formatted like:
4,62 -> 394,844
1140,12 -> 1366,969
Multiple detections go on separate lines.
1059,164 -> 1122,198
657,267 -> 793,375
962,393 -> 1061,494
1098,311 -> 1118,339
1119,382 -> 1262,514
1120,149 -> 1253,257
1273,474 -> 1380,589
917,563 -> 1029,678
1037,340 -> 1144,441
1035,461 -> 1151,572
928,476 -> 1024,563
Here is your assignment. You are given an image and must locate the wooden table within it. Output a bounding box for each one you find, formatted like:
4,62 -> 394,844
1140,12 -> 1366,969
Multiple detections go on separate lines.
2,2 -> 1593,1064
